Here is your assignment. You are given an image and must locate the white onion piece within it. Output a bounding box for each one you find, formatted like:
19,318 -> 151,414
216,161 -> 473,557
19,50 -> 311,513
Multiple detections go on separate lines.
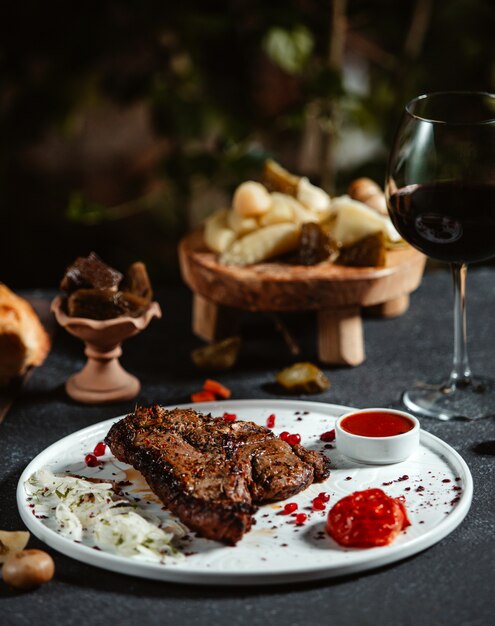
25,468 -> 185,562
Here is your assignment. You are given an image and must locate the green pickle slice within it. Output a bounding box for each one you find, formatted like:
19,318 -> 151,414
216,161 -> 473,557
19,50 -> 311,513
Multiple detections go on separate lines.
276,362 -> 330,394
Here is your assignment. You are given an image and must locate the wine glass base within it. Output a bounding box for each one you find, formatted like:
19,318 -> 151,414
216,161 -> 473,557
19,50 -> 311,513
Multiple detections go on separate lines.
402,376 -> 495,420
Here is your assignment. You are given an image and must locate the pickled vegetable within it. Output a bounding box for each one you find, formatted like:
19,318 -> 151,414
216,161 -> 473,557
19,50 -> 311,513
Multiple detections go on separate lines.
262,160 -> 300,196
67,289 -> 149,319
61,254 -> 153,319
117,291 -> 151,317
337,232 -> 386,268
60,252 -> 123,293
296,223 -> 336,265
276,362 -> 330,394
126,262 -> 153,302
192,337 -> 241,371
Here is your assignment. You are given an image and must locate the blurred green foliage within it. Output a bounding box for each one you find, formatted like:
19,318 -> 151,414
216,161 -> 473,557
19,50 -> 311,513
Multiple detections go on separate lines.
0,0 -> 493,286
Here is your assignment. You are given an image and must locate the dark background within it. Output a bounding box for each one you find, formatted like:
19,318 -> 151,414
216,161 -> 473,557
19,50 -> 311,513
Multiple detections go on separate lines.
1,0 -> 494,288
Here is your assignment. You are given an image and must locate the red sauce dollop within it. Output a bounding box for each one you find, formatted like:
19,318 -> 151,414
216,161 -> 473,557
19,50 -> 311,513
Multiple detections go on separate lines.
326,488 -> 410,548
341,411 -> 414,437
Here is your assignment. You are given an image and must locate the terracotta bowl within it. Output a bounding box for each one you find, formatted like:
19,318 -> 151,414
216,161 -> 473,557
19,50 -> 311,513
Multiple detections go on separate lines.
51,296 -> 161,404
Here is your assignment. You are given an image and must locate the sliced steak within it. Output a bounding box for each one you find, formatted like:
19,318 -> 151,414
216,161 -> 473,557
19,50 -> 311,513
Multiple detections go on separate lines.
105,405 -> 330,544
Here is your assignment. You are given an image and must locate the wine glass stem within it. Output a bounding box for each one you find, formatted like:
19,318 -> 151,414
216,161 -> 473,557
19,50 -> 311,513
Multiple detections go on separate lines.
448,263 -> 472,389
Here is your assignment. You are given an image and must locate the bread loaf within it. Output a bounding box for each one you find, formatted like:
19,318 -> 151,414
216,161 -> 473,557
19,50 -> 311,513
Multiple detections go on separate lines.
0,284 -> 51,386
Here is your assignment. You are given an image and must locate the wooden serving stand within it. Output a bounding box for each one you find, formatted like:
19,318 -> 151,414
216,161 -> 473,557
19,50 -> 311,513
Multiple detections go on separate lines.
179,230 -> 426,366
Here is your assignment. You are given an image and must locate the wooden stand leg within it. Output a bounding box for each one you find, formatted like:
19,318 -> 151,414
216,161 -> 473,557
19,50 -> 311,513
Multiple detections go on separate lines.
318,307 -> 364,366
365,294 -> 410,318
192,294 -> 240,342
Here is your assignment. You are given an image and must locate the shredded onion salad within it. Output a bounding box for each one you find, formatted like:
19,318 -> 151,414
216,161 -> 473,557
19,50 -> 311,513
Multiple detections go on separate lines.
26,468 -> 186,563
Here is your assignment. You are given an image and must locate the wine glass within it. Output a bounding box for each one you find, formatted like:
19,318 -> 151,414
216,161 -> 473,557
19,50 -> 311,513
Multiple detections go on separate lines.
385,91 -> 495,420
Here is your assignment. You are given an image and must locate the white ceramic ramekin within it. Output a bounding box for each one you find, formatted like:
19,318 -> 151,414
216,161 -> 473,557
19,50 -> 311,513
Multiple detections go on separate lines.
335,408 -> 420,465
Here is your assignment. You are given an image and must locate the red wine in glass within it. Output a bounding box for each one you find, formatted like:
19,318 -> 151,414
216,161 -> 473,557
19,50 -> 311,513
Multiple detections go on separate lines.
386,92 -> 495,420
389,182 -> 495,264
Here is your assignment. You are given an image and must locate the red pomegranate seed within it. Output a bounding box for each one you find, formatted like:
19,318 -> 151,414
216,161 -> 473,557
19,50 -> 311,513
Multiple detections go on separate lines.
295,513 -> 307,525
312,497 -> 326,511
318,492 -> 330,502
320,429 -> 335,442
287,433 -> 301,446
223,412 -> 237,422
266,414 -> 276,429
279,431 -> 290,441
93,442 -> 106,457
85,453 -> 100,467
282,502 -> 298,515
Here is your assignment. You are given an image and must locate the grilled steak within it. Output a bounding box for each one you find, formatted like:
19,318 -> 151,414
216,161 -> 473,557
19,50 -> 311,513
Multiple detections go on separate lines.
105,405 -> 330,544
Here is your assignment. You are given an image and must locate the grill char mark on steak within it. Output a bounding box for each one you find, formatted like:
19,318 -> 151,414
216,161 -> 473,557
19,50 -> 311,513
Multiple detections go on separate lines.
105,405 -> 331,544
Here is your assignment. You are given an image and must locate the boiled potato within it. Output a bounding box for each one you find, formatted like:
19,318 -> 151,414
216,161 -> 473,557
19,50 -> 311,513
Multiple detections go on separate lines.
220,223 -> 299,266
287,194 -> 320,226
204,209 -> 236,253
233,181 -> 271,217
330,196 -> 401,246
228,210 -> 259,236
259,193 -> 294,226
297,177 -> 332,219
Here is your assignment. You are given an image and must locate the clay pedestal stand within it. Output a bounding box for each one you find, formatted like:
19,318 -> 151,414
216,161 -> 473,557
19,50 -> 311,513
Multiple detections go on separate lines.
51,297 -> 161,403
179,230 -> 426,366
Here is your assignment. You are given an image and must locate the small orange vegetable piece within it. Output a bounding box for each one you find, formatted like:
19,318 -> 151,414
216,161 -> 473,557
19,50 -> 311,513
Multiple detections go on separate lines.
191,390 -> 216,403
203,379 -> 232,399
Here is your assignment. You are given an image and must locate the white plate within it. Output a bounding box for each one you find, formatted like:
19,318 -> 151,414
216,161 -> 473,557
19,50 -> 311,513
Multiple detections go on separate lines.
17,400 -> 473,585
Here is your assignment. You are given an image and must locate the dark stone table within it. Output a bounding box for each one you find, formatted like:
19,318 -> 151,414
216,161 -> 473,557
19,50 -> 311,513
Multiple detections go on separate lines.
1,267 -> 494,626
